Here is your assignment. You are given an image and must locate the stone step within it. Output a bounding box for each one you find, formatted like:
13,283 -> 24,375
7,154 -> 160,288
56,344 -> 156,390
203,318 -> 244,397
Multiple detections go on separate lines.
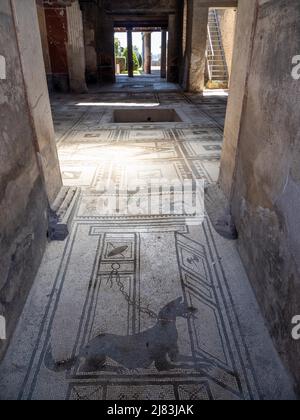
48,186 -> 80,241
208,58 -> 226,63
208,57 -> 225,61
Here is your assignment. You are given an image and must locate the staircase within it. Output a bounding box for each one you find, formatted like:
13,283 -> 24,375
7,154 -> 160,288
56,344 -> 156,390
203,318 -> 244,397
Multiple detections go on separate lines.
206,9 -> 228,87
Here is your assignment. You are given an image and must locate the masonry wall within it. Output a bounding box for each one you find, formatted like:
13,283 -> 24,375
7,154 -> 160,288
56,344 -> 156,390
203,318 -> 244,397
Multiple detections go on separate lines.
220,0 -> 300,391
0,0 -> 50,359
181,1 -> 208,92
219,0 -> 257,197
14,0 -> 62,203
217,8 -> 237,79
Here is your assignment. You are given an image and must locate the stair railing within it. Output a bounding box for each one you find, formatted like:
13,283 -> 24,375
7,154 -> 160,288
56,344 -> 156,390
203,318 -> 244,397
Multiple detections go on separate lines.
206,20 -> 214,81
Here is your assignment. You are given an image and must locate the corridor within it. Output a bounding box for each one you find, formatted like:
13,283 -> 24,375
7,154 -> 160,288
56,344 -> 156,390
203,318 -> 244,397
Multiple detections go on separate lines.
0,84 -> 295,400
1,0 -> 300,402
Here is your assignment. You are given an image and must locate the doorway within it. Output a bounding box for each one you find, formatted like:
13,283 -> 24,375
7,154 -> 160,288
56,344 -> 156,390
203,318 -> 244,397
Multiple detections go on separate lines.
114,29 -> 168,81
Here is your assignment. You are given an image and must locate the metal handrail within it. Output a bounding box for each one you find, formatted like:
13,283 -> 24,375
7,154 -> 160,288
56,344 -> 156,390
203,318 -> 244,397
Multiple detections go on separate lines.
206,19 -> 214,81
212,9 -> 229,79
207,23 -> 214,58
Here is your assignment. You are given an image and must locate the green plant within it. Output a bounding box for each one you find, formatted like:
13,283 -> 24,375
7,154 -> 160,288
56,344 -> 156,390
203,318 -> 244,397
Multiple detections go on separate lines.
114,38 -> 121,56
122,48 -> 140,71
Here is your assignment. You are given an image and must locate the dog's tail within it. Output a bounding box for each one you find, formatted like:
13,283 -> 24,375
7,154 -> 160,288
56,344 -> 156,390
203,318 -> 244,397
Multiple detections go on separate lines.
44,344 -> 78,372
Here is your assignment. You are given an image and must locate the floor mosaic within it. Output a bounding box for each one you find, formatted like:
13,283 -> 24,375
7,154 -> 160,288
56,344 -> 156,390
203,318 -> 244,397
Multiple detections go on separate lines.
0,86 -> 295,400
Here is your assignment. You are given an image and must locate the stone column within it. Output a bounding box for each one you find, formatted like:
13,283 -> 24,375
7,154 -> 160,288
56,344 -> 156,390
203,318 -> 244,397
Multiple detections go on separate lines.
97,9 -> 115,83
184,1 -> 209,92
167,11 -> 182,83
79,1 -> 98,84
161,30 -> 167,79
127,28 -> 134,78
143,32 -> 152,74
167,14 -> 177,82
11,0 -> 62,204
66,0 -> 88,93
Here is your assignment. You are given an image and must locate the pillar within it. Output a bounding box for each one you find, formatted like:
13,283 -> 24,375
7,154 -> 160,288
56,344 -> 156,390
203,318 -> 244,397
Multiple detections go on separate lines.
143,32 -> 152,74
80,1 -> 98,84
66,0 -> 88,93
12,0 -> 62,203
167,11 -> 182,83
167,15 -> 177,82
184,1 -> 209,92
161,30 -> 167,79
127,28 -> 134,78
97,9 -> 115,83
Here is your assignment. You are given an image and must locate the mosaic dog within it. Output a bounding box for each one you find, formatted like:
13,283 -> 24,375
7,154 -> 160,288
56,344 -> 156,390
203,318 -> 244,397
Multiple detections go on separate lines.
45,297 -> 197,373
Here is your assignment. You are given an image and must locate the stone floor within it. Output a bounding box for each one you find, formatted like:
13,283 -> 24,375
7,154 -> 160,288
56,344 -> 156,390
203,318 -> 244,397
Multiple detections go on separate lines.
0,80 -> 296,400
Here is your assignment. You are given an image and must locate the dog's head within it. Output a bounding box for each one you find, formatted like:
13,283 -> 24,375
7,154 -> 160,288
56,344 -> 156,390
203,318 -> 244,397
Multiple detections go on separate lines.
158,297 -> 198,321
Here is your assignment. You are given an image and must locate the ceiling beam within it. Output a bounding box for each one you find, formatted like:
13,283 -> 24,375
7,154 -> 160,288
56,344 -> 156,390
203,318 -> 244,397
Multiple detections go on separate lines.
197,0 -> 238,7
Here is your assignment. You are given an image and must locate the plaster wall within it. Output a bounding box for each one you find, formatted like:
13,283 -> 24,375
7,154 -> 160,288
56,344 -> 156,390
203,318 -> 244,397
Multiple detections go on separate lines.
12,0 -> 62,204
220,0 -> 300,391
0,0 -> 50,360
219,0 -> 257,197
66,0 -> 88,93
217,8 -> 237,79
183,1 -> 208,92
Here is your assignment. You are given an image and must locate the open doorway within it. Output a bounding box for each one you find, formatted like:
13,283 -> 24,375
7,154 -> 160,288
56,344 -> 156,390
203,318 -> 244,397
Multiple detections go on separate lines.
114,29 -> 168,80
114,31 -> 143,77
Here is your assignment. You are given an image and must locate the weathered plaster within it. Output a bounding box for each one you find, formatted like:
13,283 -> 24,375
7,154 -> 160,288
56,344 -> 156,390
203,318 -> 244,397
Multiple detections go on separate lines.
219,0 -> 258,198
217,8 -> 237,80
220,0 -> 300,392
182,1 -> 208,92
11,0 -> 62,205
0,0 -> 49,360
66,0 -> 88,93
